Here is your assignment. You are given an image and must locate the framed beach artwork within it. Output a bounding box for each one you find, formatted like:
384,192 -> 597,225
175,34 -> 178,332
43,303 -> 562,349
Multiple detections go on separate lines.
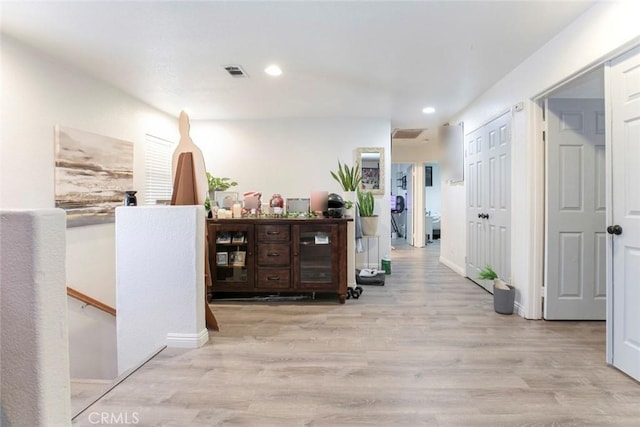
55,126 -> 133,227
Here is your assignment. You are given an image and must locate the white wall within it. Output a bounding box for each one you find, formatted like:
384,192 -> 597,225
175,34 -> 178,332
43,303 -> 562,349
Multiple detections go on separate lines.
116,206 -> 207,375
67,298 -> 117,380
191,118 -> 392,261
442,1 -> 640,316
0,209 -> 70,426
0,35 -> 177,306
391,140 -> 441,164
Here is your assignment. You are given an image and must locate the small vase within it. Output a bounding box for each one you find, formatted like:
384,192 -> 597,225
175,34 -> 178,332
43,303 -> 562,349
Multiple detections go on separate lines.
124,190 -> 137,206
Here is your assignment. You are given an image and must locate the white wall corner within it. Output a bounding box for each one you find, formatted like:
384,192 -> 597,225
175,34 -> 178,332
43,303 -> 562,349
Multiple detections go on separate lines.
439,255 -> 466,277
116,205 -> 206,375
0,209 -> 71,426
166,329 -> 209,349
514,300 -> 527,318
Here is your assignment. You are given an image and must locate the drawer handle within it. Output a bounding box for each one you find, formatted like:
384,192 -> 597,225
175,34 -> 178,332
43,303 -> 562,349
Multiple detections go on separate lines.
267,276 -> 280,281
267,253 -> 280,257
266,231 -> 280,235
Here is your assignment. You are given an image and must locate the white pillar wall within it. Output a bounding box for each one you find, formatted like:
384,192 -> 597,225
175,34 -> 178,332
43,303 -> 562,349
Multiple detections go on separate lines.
0,209 -> 71,426
115,206 -> 208,375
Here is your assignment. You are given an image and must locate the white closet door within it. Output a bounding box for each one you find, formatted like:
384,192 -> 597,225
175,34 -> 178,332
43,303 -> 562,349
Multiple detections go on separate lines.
545,98 -> 606,320
610,46 -> 640,381
466,112 -> 511,292
485,113 -> 511,286
465,127 -> 485,283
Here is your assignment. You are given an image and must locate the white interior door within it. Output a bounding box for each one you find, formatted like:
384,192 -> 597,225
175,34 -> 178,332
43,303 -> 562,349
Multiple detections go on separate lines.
609,46 -> 640,381
466,127 -> 485,283
545,98 -> 606,320
485,114 -> 511,285
466,113 -> 511,292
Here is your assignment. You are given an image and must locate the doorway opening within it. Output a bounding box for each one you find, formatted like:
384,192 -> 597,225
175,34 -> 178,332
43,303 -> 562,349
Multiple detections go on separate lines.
390,162 -> 442,248
391,163 -> 411,244
424,162 -> 441,244
540,66 -> 606,320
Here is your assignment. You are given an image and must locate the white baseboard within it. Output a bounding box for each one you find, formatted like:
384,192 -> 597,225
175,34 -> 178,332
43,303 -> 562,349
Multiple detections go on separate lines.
514,301 -> 540,320
439,255 -> 465,277
166,329 -> 209,349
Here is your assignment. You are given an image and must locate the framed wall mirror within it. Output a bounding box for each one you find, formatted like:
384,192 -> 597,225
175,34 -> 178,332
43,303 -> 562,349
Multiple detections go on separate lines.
356,147 -> 385,195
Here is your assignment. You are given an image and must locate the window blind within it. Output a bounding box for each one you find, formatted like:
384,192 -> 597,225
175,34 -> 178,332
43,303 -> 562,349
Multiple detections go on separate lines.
144,134 -> 175,205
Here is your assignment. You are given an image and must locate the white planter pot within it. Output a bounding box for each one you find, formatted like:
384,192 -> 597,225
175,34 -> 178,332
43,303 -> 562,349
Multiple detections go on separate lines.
360,216 -> 379,236
343,191 -> 356,218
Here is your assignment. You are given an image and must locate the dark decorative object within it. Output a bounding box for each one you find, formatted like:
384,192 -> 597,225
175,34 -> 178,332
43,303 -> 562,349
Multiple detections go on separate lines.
326,193 -> 345,218
425,166 -> 433,187
124,190 -> 137,206
493,284 -> 515,315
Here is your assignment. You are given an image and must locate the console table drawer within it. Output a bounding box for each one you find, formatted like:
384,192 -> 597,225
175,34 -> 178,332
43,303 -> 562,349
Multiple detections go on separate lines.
256,268 -> 291,289
256,225 -> 290,242
257,243 -> 290,266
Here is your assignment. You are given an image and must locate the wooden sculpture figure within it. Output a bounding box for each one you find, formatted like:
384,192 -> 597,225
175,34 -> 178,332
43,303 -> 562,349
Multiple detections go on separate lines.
170,110 -> 219,331
171,111 -> 208,206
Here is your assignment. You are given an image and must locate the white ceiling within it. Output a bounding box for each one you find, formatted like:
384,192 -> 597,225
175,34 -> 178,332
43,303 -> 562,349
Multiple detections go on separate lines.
1,1 -> 596,141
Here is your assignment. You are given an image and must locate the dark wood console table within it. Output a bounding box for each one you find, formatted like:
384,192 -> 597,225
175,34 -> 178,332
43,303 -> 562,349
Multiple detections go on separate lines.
207,217 -> 350,303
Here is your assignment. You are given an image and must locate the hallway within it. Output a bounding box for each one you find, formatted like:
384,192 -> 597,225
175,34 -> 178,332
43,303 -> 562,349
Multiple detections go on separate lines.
73,243 -> 640,426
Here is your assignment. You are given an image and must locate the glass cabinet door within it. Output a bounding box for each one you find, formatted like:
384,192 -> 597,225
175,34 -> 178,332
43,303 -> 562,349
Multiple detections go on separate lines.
209,223 -> 253,289
295,224 -> 338,289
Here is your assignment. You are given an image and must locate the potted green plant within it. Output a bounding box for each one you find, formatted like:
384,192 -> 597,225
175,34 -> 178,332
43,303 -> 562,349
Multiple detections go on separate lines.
330,160 -> 361,192
357,189 -> 378,236
207,173 -> 238,192
204,196 -> 214,218
477,264 -> 498,281
478,265 -> 514,315
207,173 -> 238,208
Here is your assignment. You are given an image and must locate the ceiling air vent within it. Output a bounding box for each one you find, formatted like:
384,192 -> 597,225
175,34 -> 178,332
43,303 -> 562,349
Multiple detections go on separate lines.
223,65 -> 248,78
392,128 -> 426,139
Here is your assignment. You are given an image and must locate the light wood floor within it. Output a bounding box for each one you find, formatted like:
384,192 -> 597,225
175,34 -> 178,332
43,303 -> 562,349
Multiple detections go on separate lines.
73,241 -> 640,426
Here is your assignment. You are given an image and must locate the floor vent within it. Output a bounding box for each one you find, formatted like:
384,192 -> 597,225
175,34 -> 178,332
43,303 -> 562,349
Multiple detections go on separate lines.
223,65 -> 248,78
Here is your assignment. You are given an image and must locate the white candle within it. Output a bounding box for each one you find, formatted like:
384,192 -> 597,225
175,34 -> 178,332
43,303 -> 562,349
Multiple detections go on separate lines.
232,203 -> 242,218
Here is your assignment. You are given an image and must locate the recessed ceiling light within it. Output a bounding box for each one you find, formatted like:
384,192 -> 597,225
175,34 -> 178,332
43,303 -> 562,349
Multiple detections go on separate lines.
422,106 -> 436,114
265,64 -> 283,76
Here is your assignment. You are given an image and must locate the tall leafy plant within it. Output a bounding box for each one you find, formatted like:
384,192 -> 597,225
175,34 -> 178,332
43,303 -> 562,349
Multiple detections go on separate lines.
357,189 -> 375,217
330,161 -> 361,191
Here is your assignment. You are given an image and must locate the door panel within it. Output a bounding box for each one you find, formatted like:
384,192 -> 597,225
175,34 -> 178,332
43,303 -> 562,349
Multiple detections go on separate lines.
559,145 -> 583,210
595,232 -> 607,298
465,128 -> 484,281
610,45 -> 640,381
466,113 -> 511,292
595,145 -> 607,210
559,232 -> 582,297
545,98 -> 605,319
406,165 -> 414,246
